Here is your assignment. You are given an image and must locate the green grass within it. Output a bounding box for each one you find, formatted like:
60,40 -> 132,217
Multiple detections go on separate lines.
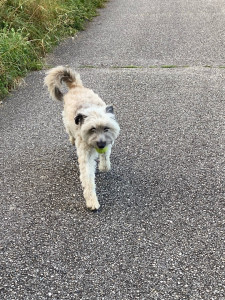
120,65 -> 142,69
0,0 -> 106,99
79,65 -> 96,68
161,65 -> 177,68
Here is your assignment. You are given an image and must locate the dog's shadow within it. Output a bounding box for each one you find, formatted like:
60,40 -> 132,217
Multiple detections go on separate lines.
32,150 -> 117,212
94,154 -> 147,211
32,145 -> 149,214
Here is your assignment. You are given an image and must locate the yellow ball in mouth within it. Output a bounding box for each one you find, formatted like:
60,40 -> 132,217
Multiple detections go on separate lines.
95,146 -> 108,154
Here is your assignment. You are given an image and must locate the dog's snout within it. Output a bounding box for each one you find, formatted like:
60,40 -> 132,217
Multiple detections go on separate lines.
97,141 -> 106,149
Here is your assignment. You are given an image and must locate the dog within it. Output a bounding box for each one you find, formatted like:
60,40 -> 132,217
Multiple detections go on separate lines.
44,66 -> 120,210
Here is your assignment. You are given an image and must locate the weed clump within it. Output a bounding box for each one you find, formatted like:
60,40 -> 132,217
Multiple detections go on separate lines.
0,0 -> 106,98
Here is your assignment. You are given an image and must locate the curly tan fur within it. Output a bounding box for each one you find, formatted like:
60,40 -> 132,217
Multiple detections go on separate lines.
44,66 -> 120,210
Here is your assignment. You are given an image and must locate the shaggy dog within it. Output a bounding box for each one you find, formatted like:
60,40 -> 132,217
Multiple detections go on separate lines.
44,66 -> 120,210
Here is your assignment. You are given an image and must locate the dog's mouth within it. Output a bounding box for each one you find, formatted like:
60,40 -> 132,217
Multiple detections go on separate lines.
96,140 -> 106,149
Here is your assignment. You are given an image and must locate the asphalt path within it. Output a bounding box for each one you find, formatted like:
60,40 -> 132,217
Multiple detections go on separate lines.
1,0 -> 225,299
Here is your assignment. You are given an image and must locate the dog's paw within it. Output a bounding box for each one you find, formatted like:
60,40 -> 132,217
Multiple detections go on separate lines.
99,165 -> 111,172
99,160 -> 111,172
86,198 -> 100,210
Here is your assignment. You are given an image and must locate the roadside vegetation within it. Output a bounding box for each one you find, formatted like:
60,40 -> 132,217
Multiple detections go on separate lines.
0,0 -> 106,99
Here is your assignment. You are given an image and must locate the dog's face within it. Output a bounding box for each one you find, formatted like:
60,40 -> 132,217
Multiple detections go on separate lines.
75,106 -> 120,149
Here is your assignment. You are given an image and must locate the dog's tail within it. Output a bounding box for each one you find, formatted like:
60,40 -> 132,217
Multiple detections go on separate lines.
44,66 -> 83,101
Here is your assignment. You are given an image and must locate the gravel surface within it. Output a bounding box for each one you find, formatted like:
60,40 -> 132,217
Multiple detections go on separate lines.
1,0 -> 225,299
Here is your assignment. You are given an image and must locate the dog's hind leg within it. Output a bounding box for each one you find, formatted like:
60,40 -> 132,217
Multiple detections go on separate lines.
99,145 -> 112,172
76,144 -> 100,210
62,112 -> 75,145
69,135 -> 75,145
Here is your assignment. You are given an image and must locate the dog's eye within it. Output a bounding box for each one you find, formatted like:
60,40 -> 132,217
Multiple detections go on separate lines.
90,127 -> 96,133
104,127 -> 109,132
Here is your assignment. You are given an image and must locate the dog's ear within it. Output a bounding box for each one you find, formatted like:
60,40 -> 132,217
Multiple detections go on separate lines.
106,105 -> 114,114
75,113 -> 86,125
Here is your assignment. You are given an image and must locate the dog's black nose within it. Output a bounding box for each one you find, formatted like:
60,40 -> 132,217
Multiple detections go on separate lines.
97,141 -> 106,149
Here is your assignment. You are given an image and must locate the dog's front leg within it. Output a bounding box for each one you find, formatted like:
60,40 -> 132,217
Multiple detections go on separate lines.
77,146 -> 100,210
99,144 -> 112,172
